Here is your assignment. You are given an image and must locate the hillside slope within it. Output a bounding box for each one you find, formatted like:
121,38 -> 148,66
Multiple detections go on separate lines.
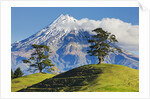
19,64 -> 139,92
11,73 -> 54,92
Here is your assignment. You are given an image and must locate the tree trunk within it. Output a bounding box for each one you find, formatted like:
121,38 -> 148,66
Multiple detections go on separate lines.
39,69 -> 42,73
39,65 -> 42,73
38,63 -> 43,73
98,56 -> 103,64
98,57 -> 101,64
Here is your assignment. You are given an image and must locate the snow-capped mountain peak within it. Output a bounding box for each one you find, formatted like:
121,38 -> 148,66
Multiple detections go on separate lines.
51,14 -> 77,25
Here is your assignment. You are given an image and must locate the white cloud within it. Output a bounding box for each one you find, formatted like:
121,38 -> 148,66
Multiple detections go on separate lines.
77,18 -> 139,52
98,18 -> 139,51
77,18 -> 101,31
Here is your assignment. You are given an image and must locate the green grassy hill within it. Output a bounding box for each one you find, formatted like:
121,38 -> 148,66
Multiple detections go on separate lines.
18,64 -> 139,92
11,73 -> 54,92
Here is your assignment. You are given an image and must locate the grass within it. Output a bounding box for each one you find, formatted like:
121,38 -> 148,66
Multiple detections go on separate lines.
11,73 -> 55,92
18,64 -> 139,92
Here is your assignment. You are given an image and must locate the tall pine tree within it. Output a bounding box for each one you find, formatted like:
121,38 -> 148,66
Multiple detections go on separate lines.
23,44 -> 54,73
87,28 -> 122,64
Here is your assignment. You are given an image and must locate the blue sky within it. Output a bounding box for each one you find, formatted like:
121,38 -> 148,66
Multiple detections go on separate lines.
11,7 -> 139,56
11,7 -> 139,43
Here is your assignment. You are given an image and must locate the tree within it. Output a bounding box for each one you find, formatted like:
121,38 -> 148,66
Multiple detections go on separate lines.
23,44 -> 54,73
11,69 -> 14,79
87,28 -> 122,64
14,67 -> 23,78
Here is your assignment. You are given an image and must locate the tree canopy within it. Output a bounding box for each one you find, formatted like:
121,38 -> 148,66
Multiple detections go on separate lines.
87,28 -> 122,64
23,44 -> 54,73
14,67 -> 23,78
11,69 -> 14,79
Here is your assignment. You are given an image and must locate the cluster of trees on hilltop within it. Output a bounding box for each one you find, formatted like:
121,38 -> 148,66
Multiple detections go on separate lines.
11,67 -> 23,79
21,28 -> 121,73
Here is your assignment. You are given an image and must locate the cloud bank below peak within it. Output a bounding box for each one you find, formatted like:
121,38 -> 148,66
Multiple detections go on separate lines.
98,18 -> 139,52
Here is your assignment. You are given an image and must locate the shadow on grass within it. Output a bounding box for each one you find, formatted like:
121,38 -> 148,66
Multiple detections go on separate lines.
18,65 -> 103,92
